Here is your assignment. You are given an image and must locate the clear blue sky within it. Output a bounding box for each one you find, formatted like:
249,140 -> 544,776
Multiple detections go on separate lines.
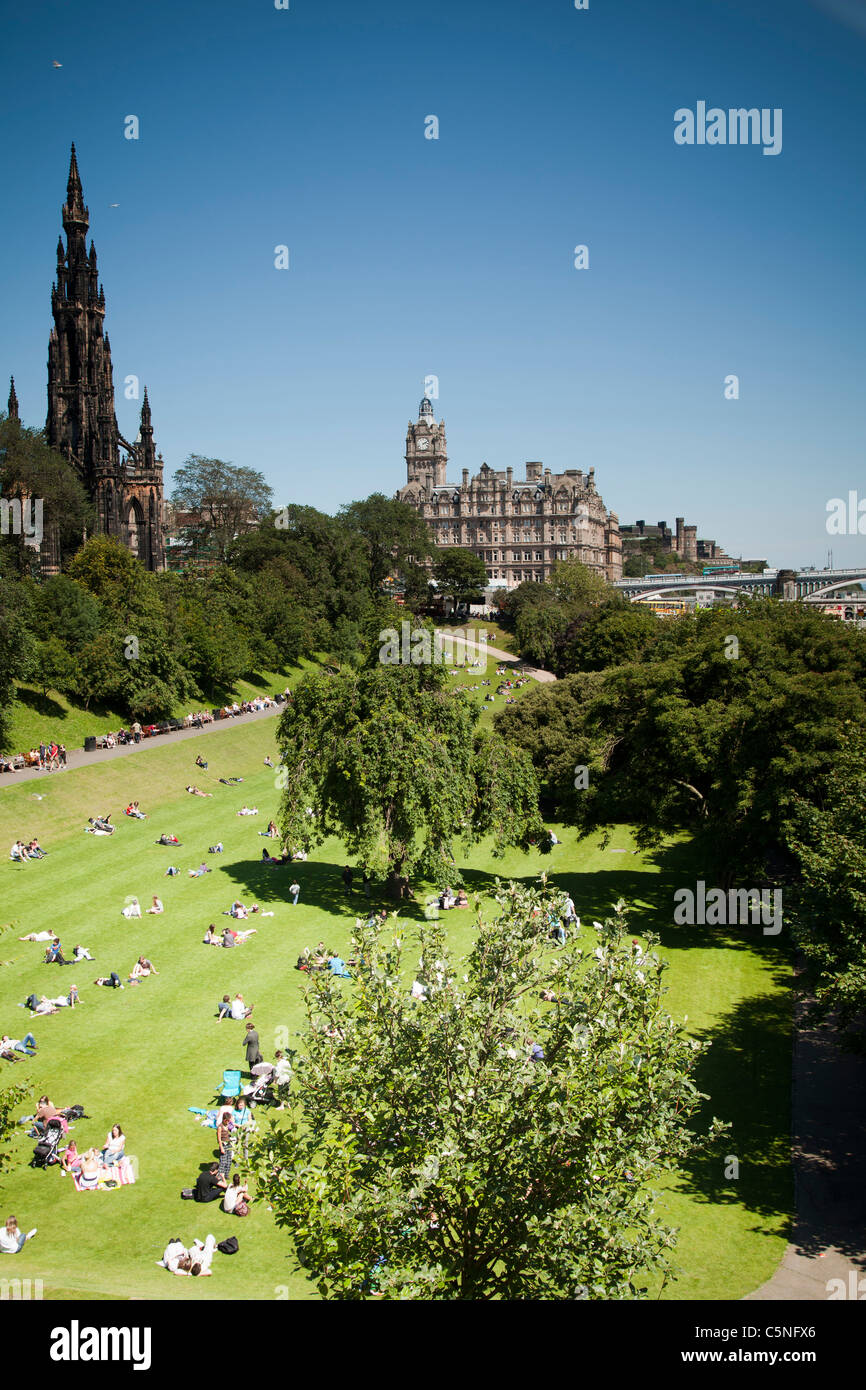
2,0 -> 864,567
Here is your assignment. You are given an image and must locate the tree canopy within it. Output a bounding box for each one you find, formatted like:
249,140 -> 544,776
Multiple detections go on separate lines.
252,884 -> 722,1299
170,455 -> 273,561
275,656 -> 543,887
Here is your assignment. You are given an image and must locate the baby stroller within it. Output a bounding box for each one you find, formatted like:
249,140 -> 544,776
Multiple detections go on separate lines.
244,1062 -> 276,1107
31,1117 -> 64,1168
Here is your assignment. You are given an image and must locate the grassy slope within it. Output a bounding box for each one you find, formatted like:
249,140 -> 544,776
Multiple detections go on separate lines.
0,721 -> 791,1301
3,664 -> 316,756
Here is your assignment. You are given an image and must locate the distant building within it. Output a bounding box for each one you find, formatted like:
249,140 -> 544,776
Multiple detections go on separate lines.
620,518 -> 742,567
30,146 -> 165,572
396,397 -> 622,586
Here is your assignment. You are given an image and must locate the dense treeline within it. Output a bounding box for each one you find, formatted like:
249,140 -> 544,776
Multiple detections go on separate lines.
0,463 -> 435,745
496,596 -> 866,1038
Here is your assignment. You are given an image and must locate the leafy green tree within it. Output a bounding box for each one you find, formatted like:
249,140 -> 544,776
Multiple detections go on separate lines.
252,884 -> 722,1299
502,601 -> 866,883
546,556 -> 610,609
171,455 -> 273,562
0,1079 -> 31,1182
32,636 -> 77,699
433,548 -> 488,609
0,569 -> 35,750
559,599 -> 660,675
276,659 -> 542,888
339,494 -> 432,594
787,724 -> 866,1050
0,416 -> 93,573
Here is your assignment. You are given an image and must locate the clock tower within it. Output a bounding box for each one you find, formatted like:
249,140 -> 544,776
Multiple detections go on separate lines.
405,395 -> 447,487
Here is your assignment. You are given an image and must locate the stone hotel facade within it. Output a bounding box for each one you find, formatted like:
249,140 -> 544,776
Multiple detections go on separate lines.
397,397 -> 622,586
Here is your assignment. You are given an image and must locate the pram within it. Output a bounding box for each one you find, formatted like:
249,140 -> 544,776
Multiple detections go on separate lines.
244,1062 -> 276,1107
30,1116 -> 63,1168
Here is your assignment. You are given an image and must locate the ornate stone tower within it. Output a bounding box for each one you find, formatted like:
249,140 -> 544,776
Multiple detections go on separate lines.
46,145 -> 165,570
405,396 -> 447,488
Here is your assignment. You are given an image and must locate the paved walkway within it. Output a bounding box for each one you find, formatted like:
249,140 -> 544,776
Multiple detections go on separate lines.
745,985 -> 866,1300
437,632 -> 557,684
0,702 -> 284,790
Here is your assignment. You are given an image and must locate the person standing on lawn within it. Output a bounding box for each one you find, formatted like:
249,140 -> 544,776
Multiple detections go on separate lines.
243,1021 -> 262,1070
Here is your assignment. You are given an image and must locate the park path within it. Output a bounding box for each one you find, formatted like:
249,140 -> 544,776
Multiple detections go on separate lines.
745,985 -> 866,1301
0,702 -> 284,790
437,631 -> 557,684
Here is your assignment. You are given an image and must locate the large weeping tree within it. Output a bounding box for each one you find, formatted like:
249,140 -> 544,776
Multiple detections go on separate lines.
275,658 -> 544,890
253,882 -> 723,1300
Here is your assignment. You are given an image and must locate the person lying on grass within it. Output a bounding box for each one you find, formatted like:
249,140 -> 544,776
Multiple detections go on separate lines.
47,985 -> 80,1009
189,863 -> 211,877
28,996 -> 59,1016
236,805 -> 258,816
157,833 -> 181,845
19,931 -> 55,942
93,973 -> 124,989
1,1216 -> 37,1253
0,1033 -> 37,1060
221,926 -> 257,948
185,785 -> 213,797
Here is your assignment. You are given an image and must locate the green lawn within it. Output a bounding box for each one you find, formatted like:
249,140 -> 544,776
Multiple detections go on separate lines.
0,720 -> 791,1300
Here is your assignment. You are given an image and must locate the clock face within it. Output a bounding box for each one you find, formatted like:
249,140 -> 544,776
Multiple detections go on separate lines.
416,437 -> 430,450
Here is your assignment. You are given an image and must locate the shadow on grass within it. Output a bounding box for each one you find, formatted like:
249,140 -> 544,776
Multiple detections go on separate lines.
671,987 -> 795,1233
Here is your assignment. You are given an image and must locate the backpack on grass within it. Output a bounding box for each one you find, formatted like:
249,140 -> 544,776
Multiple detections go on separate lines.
217,1236 -> 239,1255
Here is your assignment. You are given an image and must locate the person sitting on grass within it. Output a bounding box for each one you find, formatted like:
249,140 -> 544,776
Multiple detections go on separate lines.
11,841 -> 30,862
222,1173 -> 250,1216
44,938 -> 71,965
157,833 -> 181,846
100,1124 -> 125,1167
124,802 -> 146,819
129,956 -> 158,980
60,1139 -> 82,1176
147,895 -> 164,914
264,819 -> 278,836
203,925 -> 222,947
236,805 -> 258,816
216,994 -> 232,1019
195,755 -> 208,771
230,992 -> 252,1019
26,839 -> 47,859
77,1149 -> 101,1189
121,898 -> 142,919
194,1162 -> 226,1203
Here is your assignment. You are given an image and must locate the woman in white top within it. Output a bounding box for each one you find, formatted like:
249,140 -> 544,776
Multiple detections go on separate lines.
229,994 -> 250,1020
19,931 -> 54,942
101,1124 -> 125,1166
222,1174 -> 250,1215
1,1216 -> 37,1254
121,898 -> 142,919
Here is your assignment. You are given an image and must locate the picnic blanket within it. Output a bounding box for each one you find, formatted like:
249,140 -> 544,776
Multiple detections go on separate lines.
188,1107 -> 252,1128
72,1156 -> 136,1191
